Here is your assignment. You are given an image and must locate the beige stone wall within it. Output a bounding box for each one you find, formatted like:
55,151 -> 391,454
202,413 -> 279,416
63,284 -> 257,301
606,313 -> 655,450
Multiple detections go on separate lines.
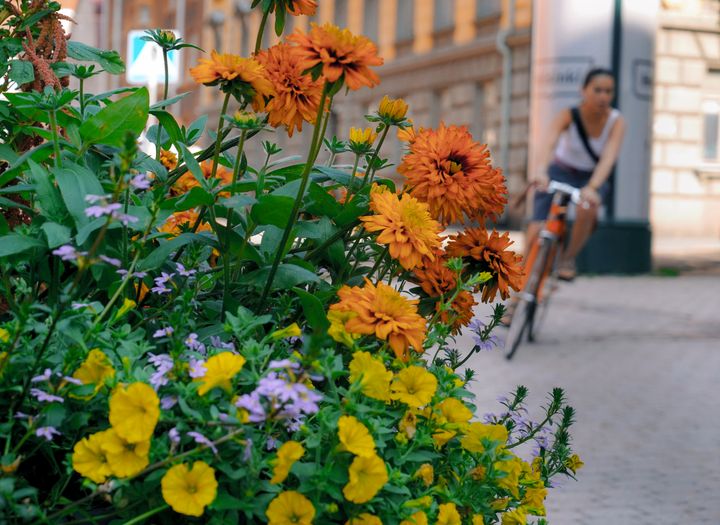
651,3 -> 720,237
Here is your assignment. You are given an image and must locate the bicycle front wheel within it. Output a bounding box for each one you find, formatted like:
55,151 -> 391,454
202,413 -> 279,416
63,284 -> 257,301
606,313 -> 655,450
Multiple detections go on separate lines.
505,298 -> 535,360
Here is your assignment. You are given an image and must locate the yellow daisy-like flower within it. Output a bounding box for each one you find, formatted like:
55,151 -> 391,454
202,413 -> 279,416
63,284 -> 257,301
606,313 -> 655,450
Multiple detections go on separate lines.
343,453 -> 388,503
108,382 -> 160,443
501,507 -> 527,525
101,428 -> 150,478
161,461 -> 218,517
348,351 -> 392,401
400,511 -> 428,525
327,310 -> 360,348
436,502 -> 461,525
271,323 -> 302,340
360,191 -> 443,271
348,127 -> 377,153
347,513 -> 383,525
413,463 -> 434,487
266,490 -> 315,525
460,422 -> 508,454
72,429 -> 113,483
72,349 -> 115,394
338,415 -> 376,457
378,95 -> 409,122
195,352 -> 246,396
565,453 -> 584,473
270,441 -> 305,484
330,280 -> 427,362
390,366 -> 438,408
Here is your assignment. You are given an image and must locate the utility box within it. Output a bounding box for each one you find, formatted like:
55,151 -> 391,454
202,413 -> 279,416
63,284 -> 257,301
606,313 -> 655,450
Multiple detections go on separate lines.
574,220 -> 652,274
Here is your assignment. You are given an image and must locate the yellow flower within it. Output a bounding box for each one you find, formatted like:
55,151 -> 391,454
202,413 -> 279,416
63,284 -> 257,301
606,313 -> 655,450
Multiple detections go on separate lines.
460,422 -> 508,453
495,456 -> 523,498
327,310 -> 360,348
338,415 -> 376,457
471,516 -> 485,525
160,149 -> 178,170
403,496 -> 433,509
399,410 -> 418,439
101,429 -> 150,478
390,366 -> 437,408
72,429 -> 114,483
162,461 -> 218,517
109,382 -> 160,443
413,463 -> 433,487
348,351 -> 392,401
271,323 -> 302,340
195,352 -> 246,396
266,490 -> 315,525
522,486 -> 547,515
501,507 -> 526,525
436,502 -> 461,525
565,453 -> 584,473
271,441 -> 305,484
400,511 -> 428,525
72,349 -> 115,394
343,453 -> 388,503
114,298 -> 135,320
491,498 -> 510,511
347,513 -> 383,525
432,397 -> 473,446
0,327 -> 9,342
348,127 -> 377,152
378,95 -> 409,122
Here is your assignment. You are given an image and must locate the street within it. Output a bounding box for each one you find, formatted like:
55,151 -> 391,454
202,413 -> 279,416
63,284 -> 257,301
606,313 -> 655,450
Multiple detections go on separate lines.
461,273 -> 720,524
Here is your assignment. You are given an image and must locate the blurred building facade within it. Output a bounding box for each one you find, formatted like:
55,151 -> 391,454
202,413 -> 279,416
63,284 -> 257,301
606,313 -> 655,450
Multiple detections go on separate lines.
65,0 -> 720,240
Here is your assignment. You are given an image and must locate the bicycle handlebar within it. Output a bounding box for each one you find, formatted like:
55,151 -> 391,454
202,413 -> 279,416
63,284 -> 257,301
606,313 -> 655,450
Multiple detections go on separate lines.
547,180 -> 585,206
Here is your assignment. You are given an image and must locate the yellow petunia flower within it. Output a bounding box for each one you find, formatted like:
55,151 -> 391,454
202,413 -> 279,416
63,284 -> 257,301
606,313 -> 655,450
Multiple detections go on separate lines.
378,95 -> 409,122
327,310 -> 360,348
337,415 -> 376,457
413,463 -> 433,487
471,516 -> 484,525
162,461 -> 218,517
522,486 -> 548,515
266,490 -> 315,525
347,513 -> 383,525
0,327 -> 10,342
114,298 -> 136,320
398,410 -> 418,439
432,397 -> 473,446
400,511 -> 428,525
343,453 -> 388,503
501,507 -> 527,525
72,429 -> 114,483
72,349 -> 115,395
495,456 -> 523,498
565,453 -> 584,473
436,502 -> 461,525
195,352 -> 246,396
390,366 -> 437,408
348,351 -> 392,401
270,323 -> 302,340
271,441 -> 305,484
109,382 -> 160,443
460,422 -> 508,454
101,428 -> 150,478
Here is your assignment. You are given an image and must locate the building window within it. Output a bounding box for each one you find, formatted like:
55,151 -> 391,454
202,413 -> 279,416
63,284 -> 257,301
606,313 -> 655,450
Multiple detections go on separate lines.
396,0 -> 414,42
335,0 -> 348,27
433,0 -> 454,32
703,99 -> 720,161
476,0 -> 501,19
363,0 -> 379,43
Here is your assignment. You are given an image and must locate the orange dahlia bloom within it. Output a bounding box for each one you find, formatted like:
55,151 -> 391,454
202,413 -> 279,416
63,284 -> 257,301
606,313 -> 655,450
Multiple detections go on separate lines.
170,161 -> 233,197
446,227 -> 524,302
256,42 -> 324,137
286,0 -> 317,15
189,51 -> 274,111
330,280 -> 426,361
158,210 -> 212,237
288,23 -> 383,91
160,149 -> 178,170
398,124 -> 507,224
360,191 -> 442,270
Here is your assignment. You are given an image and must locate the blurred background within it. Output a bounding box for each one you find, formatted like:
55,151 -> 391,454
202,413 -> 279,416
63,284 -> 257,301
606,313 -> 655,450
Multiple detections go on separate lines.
58,0 -> 720,273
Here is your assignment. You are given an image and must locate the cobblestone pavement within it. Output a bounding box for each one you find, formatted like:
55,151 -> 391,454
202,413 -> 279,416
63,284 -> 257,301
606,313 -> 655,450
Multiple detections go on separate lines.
459,274 -> 720,525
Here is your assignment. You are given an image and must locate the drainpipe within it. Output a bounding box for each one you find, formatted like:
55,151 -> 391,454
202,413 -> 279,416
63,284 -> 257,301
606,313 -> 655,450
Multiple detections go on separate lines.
496,0 -> 516,177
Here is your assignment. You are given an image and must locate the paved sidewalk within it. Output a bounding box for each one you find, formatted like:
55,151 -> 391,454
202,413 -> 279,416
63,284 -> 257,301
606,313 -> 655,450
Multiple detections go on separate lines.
460,274 -> 720,524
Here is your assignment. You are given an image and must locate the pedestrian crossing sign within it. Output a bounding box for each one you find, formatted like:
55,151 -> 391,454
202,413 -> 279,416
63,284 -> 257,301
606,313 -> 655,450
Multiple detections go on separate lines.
126,29 -> 180,85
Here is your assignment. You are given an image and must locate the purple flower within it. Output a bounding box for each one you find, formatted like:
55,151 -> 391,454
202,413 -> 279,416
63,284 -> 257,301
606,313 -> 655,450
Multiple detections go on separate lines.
188,359 -> 207,379
14,412 -> 31,420
148,353 -> 174,389
176,263 -> 196,277
210,336 -> 235,351
187,431 -> 218,454
115,213 -> 139,225
151,272 -> 175,295
130,173 -> 152,190
267,359 -> 299,371
52,245 -> 85,261
184,333 -> 206,354
153,326 -> 174,339
98,255 -> 122,267
62,375 -> 83,385
118,269 -> 148,279
168,427 -> 180,444
85,202 -> 122,218
161,396 -> 178,410
71,302 -> 91,310
242,438 -> 253,462
235,391 -> 266,422
85,194 -> 111,204
36,426 -> 61,441
31,369 -> 53,383
30,389 -> 64,404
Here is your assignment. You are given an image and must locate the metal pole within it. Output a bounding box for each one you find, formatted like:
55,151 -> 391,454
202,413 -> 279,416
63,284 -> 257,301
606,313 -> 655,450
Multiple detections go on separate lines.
607,0 -> 623,220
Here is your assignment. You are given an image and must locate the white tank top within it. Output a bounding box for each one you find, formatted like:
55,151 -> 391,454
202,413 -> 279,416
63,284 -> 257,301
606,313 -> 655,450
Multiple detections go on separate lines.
554,108 -> 620,171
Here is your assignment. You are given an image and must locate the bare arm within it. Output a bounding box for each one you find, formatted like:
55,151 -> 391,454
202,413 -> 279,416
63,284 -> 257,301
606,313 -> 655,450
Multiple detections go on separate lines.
531,109 -> 572,189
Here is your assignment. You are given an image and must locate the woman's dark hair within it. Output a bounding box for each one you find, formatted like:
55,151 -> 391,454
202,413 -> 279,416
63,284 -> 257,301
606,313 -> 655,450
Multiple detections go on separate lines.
583,67 -> 614,88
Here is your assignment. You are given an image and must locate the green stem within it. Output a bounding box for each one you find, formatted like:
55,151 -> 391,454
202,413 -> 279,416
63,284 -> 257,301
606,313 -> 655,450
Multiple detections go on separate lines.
48,109 -> 62,169
254,9 -> 271,54
360,125 -> 389,188
259,85 -> 332,306
121,504 -> 169,525
155,49 -> 171,162
79,78 -> 85,118
344,153 -> 361,202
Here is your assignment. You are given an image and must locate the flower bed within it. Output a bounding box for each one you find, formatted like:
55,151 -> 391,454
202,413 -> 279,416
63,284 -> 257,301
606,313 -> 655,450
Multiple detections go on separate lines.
0,1 -> 581,523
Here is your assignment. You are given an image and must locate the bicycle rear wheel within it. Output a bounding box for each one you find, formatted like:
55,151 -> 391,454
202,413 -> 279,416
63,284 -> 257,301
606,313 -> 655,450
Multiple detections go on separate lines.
527,274 -> 557,342
505,298 -> 535,360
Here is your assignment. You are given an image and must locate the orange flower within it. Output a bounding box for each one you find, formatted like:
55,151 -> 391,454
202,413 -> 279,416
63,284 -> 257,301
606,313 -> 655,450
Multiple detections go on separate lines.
170,161 -> 232,197
171,172 -> 201,195
158,210 -> 212,237
189,51 -> 274,111
202,161 -> 233,197
288,23 -> 383,91
360,191 -> 442,270
398,124 -> 507,224
160,149 -> 178,170
446,227 -> 524,302
438,290 -> 476,333
286,0 -> 317,16
330,280 -> 426,361
256,42 -> 324,137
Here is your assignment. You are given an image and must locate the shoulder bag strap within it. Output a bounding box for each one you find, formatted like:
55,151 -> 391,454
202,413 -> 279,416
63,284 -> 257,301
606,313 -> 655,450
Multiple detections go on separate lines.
571,107 -> 600,164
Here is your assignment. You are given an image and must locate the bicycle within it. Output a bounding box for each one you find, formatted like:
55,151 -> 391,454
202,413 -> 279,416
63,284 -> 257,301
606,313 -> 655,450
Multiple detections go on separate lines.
505,180 -> 584,360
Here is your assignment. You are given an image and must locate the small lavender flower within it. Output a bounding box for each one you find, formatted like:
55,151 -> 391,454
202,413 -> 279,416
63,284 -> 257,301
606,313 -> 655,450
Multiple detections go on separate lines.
235,391 -> 266,422
36,426 -> 61,441
161,396 -> 178,410
209,335 -> 235,351
267,359 -> 299,371
188,359 -> 207,379
153,326 -> 174,339
151,272 -> 175,294
148,353 -> 174,389
52,245 -> 85,262
176,263 -> 196,277
115,213 -> 139,225
85,194 -> 111,204
130,173 -> 152,190
71,302 -> 90,310
187,431 -> 218,454
31,369 -> 53,383
30,389 -> 64,404
98,255 -> 122,267
469,318 -> 500,351
242,438 -> 253,462
14,412 -> 31,420
85,202 -> 122,219
62,375 -> 83,386
266,436 -> 279,450
184,333 -> 206,354
168,427 -> 180,444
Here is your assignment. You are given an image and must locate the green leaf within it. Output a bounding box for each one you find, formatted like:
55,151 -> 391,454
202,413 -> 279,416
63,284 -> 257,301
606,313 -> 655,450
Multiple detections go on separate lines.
293,288 -> 330,332
150,92 -> 190,110
80,88 -> 149,147
67,41 -> 126,74
178,143 -> 210,190
0,196 -> 32,214
174,186 -> 215,211
138,233 -> 212,271
7,60 -> 34,85
52,164 -> 105,229
41,222 -> 72,248
19,8 -> 55,29
0,233 -> 46,257
250,194 -> 295,228
27,160 -> 67,222
149,109 -> 183,145
238,263 -> 320,290
305,182 -> 342,218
